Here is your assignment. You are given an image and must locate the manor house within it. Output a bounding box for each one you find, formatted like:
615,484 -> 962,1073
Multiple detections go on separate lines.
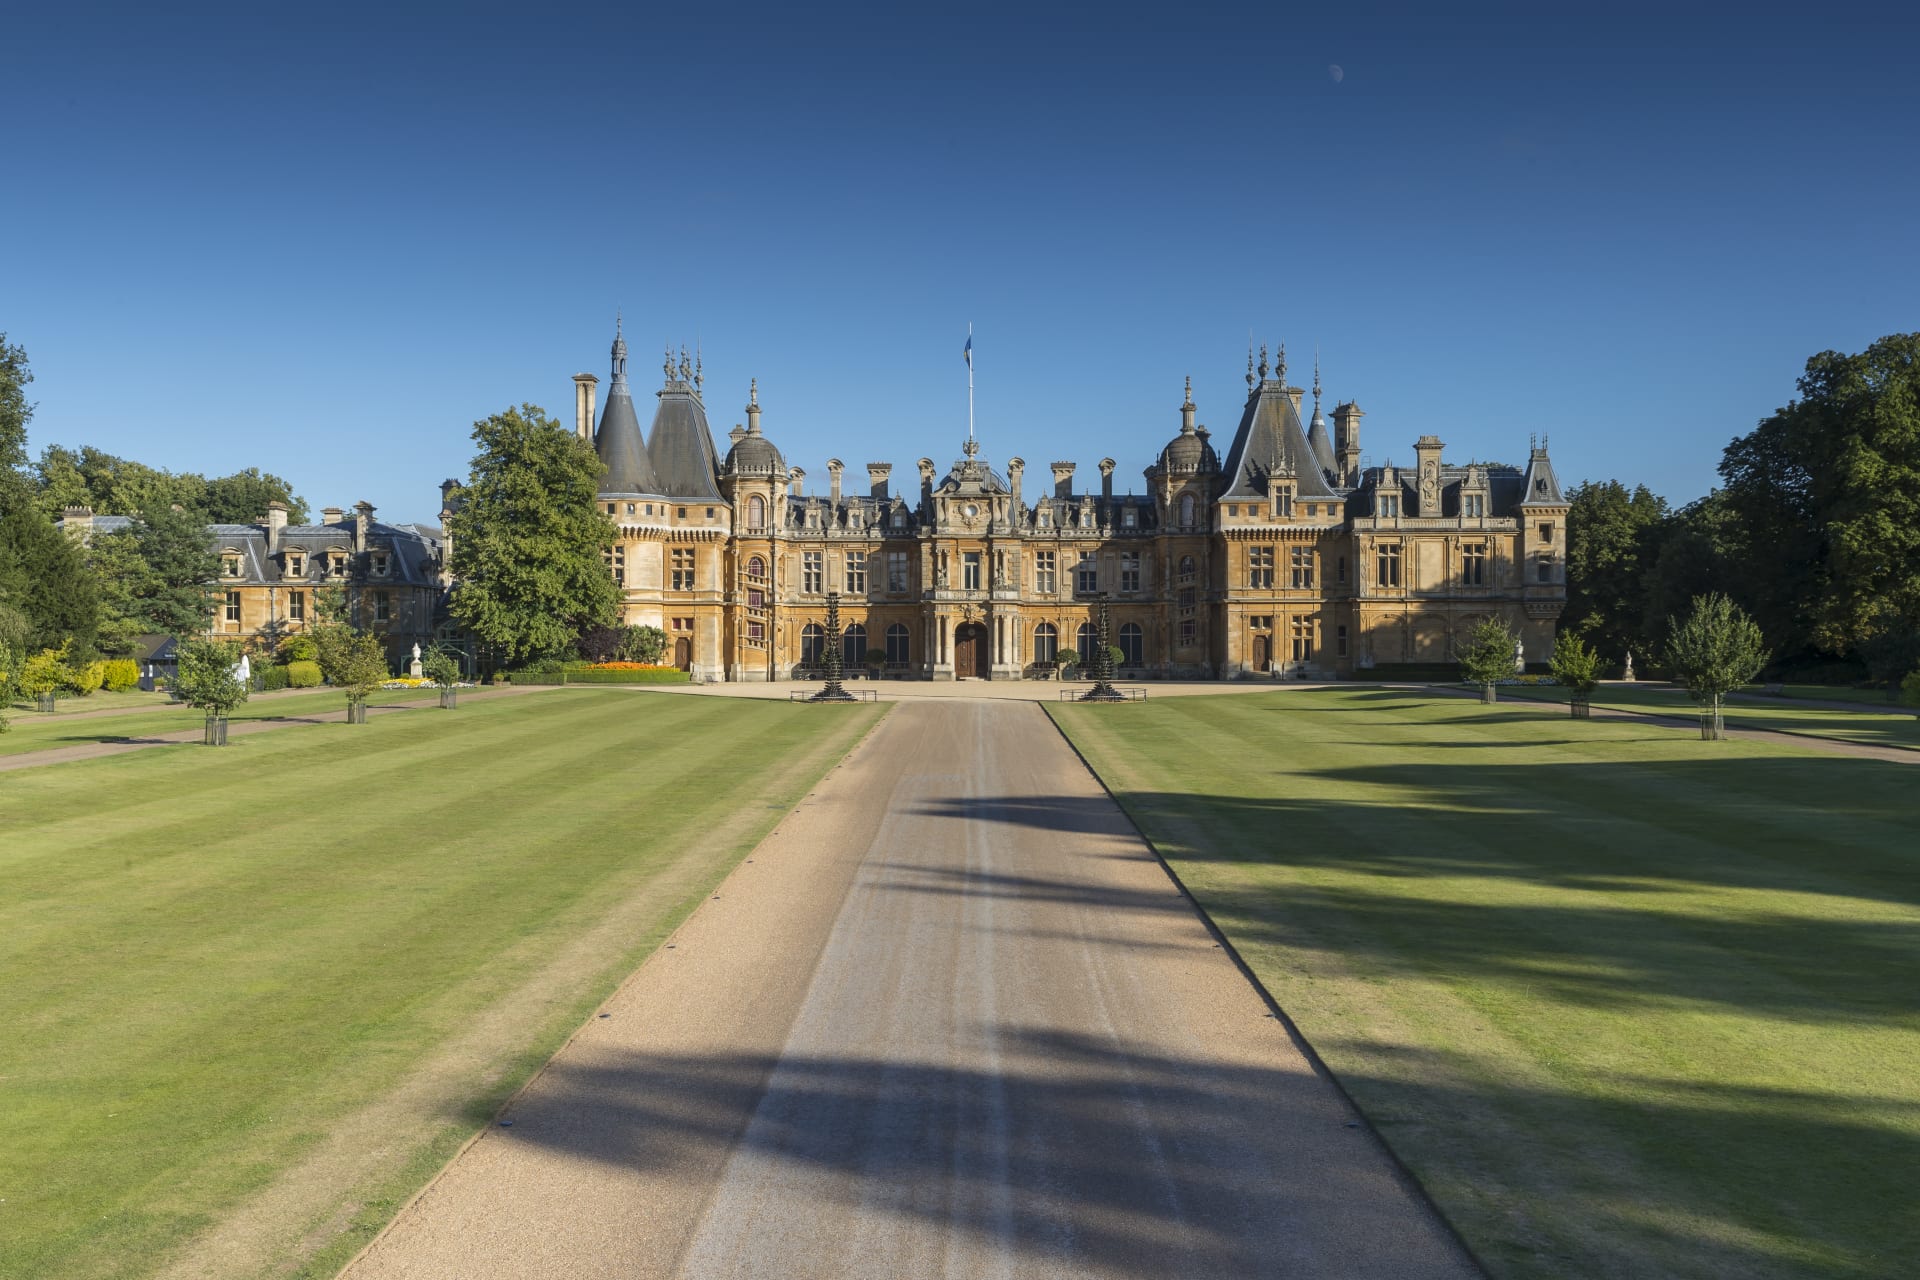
576,325 -> 1567,680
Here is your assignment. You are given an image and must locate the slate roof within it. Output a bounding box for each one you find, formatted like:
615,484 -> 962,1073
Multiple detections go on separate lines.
595,385 -> 664,496
1217,381 -> 1341,499
647,380 -> 724,500
1520,446 -> 1566,505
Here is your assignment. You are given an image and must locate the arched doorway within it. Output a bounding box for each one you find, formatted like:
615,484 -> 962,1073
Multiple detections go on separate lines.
1252,633 -> 1271,672
953,622 -> 989,678
673,635 -> 692,670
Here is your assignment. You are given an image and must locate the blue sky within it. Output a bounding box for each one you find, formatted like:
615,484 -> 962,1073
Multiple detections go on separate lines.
6,1 -> 1916,522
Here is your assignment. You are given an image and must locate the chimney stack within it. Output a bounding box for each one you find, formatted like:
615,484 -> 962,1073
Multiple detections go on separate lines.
826,459 -> 844,505
867,462 -> 891,501
352,500 -> 374,552
1051,462 -> 1075,499
1007,457 -> 1024,508
573,374 -> 598,440
1098,458 -> 1116,502
322,506 -> 345,525
1333,402 -> 1364,486
265,501 -> 288,553
917,458 -> 936,505
789,466 -> 805,499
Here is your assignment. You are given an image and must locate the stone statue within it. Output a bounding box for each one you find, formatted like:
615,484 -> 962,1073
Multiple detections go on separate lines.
1624,650 -> 1635,681
1513,638 -> 1526,674
409,642 -> 424,678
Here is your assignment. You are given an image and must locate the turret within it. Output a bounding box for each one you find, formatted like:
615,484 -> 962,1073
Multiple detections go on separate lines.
1333,401 -> 1364,486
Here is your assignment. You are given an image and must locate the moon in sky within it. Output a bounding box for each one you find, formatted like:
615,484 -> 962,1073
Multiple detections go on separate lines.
1328,64 -> 1344,83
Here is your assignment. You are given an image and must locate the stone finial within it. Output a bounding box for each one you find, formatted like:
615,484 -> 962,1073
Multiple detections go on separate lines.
1247,341 -> 1255,388
1276,342 -> 1287,385
1258,343 -> 1269,380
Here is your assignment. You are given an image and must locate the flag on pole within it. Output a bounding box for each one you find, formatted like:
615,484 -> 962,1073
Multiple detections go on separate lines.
963,332 -> 972,368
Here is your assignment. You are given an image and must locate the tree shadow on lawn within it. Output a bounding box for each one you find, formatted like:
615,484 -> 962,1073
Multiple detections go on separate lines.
469,1029 -> 1906,1279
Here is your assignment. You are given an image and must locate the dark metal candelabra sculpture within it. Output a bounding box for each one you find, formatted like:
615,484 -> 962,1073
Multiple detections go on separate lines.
1079,592 -> 1126,702
810,591 -> 857,702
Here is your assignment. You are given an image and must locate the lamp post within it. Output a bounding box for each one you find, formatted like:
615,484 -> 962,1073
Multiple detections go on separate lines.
1080,592 -> 1126,702
810,591 -> 856,702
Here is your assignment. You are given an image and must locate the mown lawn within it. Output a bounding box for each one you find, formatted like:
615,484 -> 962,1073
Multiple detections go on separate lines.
1051,688 -> 1920,1280
1493,682 -> 1920,752
0,686 -> 434,757
0,689 -> 883,1280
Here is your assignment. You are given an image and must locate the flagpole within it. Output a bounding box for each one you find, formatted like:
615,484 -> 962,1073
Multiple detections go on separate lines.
967,322 -> 975,445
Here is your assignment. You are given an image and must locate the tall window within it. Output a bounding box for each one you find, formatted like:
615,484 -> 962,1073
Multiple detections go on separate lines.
1120,552 -> 1140,593
1076,556 -> 1098,594
374,590 -> 392,623
962,551 -> 981,590
1538,556 -> 1553,583
286,552 -> 305,577
1035,551 -> 1057,594
887,550 -> 909,592
606,545 -> 626,586
1338,555 -> 1348,584
1179,617 -> 1196,647
370,552 -> 390,578
885,622 -> 911,666
1463,543 -> 1488,586
748,620 -> 765,644
1337,624 -> 1349,657
289,590 -> 305,621
845,552 -> 867,594
1033,623 -> 1058,664
1379,493 -> 1400,518
671,548 -> 695,590
1463,493 -> 1486,517
1290,547 -> 1314,589
1249,546 -> 1274,588
803,552 -> 823,593
842,623 -> 867,667
1377,542 -> 1402,587
1291,616 -> 1314,661
801,623 -> 826,666
745,555 -> 766,609
748,494 -> 766,530
1119,622 -> 1143,667
1273,489 -> 1294,518
1179,493 -> 1196,528
224,591 -> 241,623
1538,522 -> 1554,543
1077,623 -> 1095,664
1178,554 -> 1197,612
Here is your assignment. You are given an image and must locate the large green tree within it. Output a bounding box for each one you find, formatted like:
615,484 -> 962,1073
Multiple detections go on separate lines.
448,404 -> 616,665
1,332 -> 31,474
1563,479 -> 1669,667
202,467 -> 310,525
1719,333 -> 1920,668
88,505 -> 220,650
1663,593 -> 1769,740
0,495 -> 99,656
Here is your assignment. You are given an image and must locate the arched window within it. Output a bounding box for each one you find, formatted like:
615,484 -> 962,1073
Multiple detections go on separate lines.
1179,555 -> 1196,579
747,494 -> 766,530
885,622 -> 911,666
1032,622 -> 1058,664
1077,623 -> 1095,664
746,555 -> 766,578
801,623 -> 825,667
1179,492 -> 1196,528
745,555 -> 767,609
842,623 -> 868,667
1119,622 -> 1143,668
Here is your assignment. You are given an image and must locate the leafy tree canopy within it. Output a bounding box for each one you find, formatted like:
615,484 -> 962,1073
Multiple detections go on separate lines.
0,332 -> 31,474
1548,631 -> 1602,697
1457,616 -> 1519,700
173,636 -> 250,718
314,624 -> 389,705
1564,480 -> 1669,665
448,404 -> 617,665
32,445 -> 308,524
87,504 -> 221,653
0,495 -> 99,656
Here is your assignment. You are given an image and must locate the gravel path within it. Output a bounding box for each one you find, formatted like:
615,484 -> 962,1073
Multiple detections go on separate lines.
341,699 -> 1475,1280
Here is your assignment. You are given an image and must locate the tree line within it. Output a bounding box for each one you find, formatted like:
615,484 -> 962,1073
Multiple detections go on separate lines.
1564,332 -> 1920,690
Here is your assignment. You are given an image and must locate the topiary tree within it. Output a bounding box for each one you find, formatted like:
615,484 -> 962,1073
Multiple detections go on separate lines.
17,643 -> 73,713
315,625 -> 389,724
863,646 -> 888,676
101,658 -> 140,692
422,644 -> 461,709
173,635 -> 249,744
1663,592 -> 1768,740
1457,617 -> 1519,703
1549,632 -> 1602,718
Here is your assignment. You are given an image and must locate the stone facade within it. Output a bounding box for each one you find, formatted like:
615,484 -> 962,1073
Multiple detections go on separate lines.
583,330 -> 1567,681
59,502 -> 449,666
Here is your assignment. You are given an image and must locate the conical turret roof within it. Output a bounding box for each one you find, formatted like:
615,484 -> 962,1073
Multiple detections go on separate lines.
594,323 -> 664,497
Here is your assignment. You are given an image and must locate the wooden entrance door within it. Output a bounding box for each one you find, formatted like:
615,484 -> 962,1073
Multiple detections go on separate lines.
674,636 -> 692,670
1252,633 -> 1271,672
954,622 -> 989,678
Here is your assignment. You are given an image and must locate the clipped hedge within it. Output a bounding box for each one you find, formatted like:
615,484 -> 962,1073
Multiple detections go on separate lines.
286,660 -> 323,688
501,665 -> 690,685
101,659 -> 141,692
66,661 -> 107,696
257,664 -> 292,692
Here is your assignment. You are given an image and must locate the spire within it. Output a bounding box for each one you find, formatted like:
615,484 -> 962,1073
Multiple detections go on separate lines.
694,341 -> 703,393
1313,348 -> 1322,409
1182,375 -> 1194,412
610,315 -> 628,392
1246,339 -> 1255,388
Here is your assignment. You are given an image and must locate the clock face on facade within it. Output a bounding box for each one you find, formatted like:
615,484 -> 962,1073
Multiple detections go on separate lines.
963,503 -> 979,519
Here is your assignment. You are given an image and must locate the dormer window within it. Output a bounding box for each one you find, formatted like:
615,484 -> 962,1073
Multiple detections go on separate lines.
327,551 -> 348,577
1379,493 -> 1401,518
370,552 -> 390,578
1273,488 -> 1294,518
285,551 -> 306,577
1122,506 -> 1137,528
891,508 -> 906,529
221,552 -> 244,578
1463,493 -> 1486,518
